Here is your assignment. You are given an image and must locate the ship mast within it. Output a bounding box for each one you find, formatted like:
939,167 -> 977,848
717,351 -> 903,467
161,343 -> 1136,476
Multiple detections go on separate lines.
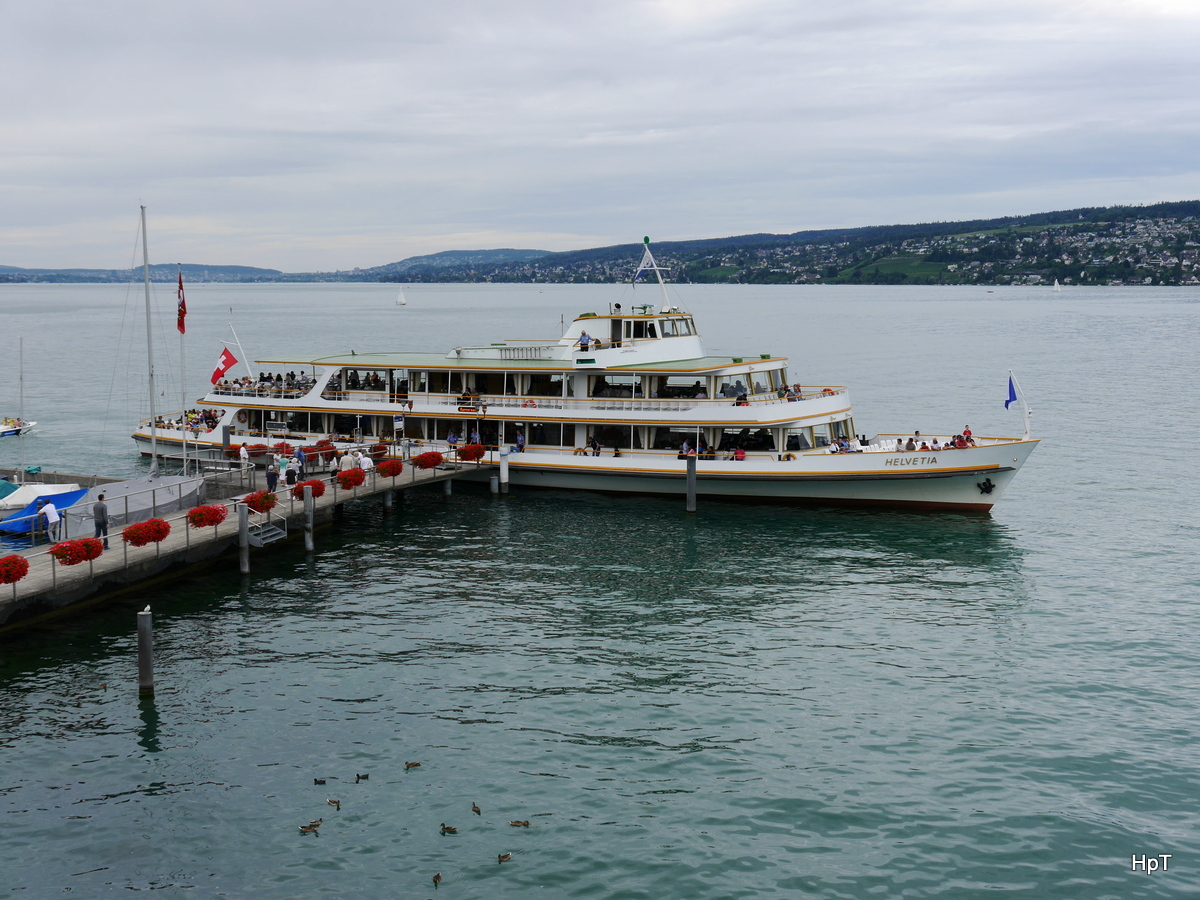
141,205 -> 158,477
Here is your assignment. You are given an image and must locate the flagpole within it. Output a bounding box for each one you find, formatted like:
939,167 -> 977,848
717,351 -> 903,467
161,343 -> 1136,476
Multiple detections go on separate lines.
1009,369 -> 1032,440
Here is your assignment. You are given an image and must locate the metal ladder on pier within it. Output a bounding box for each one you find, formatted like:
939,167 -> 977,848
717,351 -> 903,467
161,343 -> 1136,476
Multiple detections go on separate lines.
248,520 -> 288,547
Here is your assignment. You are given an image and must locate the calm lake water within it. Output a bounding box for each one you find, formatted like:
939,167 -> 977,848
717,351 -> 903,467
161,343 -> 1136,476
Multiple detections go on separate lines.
1,283 -> 1198,897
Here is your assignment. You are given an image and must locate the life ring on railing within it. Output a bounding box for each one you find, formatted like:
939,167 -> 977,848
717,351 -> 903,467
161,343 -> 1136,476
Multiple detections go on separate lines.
236,410 -> 248,423
782,452 -> 796,461
523,400 -> 538,409
821,388 -> 834,395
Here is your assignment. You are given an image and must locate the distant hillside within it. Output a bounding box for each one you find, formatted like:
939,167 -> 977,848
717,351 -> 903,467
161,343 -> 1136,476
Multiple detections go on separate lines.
363,248 -> 550,275
0,263 -> 282,284
5,200 -> 1200,285
377,200 -> 1200,287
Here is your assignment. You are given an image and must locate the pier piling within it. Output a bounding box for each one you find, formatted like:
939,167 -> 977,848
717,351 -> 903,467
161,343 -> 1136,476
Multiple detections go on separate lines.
303,485 -> 315,552
382,489 -> 393,511
443,478 -> 452,496
137,607 -> 154,695
238,504 -> 250,574
499,451 -> 510,494
686,456 -> 697,514
490,474 -> 499,495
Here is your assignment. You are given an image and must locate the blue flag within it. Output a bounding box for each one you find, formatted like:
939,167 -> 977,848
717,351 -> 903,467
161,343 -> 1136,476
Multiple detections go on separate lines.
1005,375 -> 1018,409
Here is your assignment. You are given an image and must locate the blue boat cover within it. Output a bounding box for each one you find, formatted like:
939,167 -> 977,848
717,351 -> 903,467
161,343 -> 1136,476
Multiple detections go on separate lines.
0,489 -> 91,534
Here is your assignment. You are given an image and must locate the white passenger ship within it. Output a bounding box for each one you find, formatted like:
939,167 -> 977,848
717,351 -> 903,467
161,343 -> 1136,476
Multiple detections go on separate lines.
132,241 -> 1037,511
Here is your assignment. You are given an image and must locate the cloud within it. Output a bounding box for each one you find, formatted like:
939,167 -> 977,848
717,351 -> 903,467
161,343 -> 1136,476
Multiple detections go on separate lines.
2,0 -> 1199,269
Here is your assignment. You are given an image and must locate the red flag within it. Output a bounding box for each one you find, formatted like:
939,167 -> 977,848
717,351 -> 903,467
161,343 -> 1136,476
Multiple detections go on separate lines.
176,269 -> 187,334
210,347 -> 238,384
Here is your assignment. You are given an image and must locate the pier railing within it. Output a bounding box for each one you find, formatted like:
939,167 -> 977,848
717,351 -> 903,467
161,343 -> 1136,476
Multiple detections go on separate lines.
2,457 -> 489,608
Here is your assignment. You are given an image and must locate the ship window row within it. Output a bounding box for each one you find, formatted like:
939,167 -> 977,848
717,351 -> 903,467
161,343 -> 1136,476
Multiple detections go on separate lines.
234,409 -> 854,456
322,366 -> 790,402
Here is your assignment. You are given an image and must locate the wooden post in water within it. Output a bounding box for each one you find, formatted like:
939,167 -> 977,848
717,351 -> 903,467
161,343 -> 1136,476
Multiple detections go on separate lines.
137,606 -> 154,695
303,484 -> 314,553
686,455 -> 697,514
238,503 -> 250,574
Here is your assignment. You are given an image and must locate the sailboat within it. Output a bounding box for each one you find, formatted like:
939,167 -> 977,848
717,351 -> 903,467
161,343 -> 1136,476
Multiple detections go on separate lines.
1,339 -> 35,438
1052,278 -> 1062,292
396,289 -> 407,306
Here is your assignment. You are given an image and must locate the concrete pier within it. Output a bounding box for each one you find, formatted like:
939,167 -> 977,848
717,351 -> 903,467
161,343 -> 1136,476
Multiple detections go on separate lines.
0,460 -> 489,632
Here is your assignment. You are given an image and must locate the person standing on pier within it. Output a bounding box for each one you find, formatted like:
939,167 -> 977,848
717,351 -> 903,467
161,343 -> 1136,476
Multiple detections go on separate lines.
295,447 -> 307,479
39,500 -> 61,541
92,494 -> 110,549
265,458 -> 279,493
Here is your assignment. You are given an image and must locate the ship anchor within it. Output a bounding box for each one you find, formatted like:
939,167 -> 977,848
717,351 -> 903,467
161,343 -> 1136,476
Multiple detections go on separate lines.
977,478 -> 995,495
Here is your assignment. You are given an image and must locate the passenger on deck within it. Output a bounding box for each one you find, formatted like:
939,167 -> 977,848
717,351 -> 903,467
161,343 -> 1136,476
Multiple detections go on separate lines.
733,447 -> 746,461
516,430 -> 525,452
589,437 -> 601,456
576,331 -> 593,352
931,438 -> 941,451
905,438 -> 917,451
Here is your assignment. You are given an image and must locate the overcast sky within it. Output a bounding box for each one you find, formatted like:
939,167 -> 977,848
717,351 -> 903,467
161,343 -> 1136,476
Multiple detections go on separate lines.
3,0 -> 1199,271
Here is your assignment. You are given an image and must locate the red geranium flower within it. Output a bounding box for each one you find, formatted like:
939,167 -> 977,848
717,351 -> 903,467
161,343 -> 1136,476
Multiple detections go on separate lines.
0,554 -> 30,584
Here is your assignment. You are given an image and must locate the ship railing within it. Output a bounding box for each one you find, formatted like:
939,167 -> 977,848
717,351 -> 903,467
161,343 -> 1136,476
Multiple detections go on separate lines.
210,384 -> 314,400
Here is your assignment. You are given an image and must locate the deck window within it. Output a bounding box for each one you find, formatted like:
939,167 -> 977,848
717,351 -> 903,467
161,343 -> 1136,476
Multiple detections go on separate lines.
591,375 -> 641,398
659,319 -> 678,337
527,373 -> 567,397
717,428 -> 775,452
653,376 -> 708,399
749,370 -> 776,395
785,428 -> 813,452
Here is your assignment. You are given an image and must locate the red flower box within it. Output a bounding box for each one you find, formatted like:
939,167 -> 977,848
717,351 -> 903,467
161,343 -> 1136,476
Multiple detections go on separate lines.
412,451 -> 444,470
49,538 -> 104,566
122,517 -> 172,547
291,478 -> 327,500
369,443 -> 388,461
337,468 -> 366,489
271,441 -> 294,457
0,554 -> 30,584
457,443 -> 485,462
377,458 -> 404,478
187,504 -> 229,528
244,490 -> 278,513
247,443 -> 269,458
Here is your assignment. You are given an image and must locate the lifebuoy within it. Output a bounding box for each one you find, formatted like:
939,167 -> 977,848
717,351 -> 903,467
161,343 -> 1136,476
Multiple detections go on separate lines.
236,410 -> 248,424
821,388 -> 834,395
783,452 -> 796,461
523,399 -> 537,408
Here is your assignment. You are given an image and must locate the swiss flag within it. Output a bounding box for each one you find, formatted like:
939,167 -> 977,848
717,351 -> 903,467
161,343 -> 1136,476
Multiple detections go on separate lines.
210,347 -> 238,384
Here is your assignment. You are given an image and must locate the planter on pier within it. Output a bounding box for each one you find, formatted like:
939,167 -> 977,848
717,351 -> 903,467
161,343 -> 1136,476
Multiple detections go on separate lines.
187,505 -> 229,529
337,468 -> 366,490
49,539 -> 104,566
122,518 -> 172,547
0,554 -> 30,584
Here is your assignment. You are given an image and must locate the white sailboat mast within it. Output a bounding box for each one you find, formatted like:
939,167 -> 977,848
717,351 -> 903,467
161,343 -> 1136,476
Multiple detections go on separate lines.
18,336 -> 25,482
141,205 -> 158,475
179,264 -> 187,477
